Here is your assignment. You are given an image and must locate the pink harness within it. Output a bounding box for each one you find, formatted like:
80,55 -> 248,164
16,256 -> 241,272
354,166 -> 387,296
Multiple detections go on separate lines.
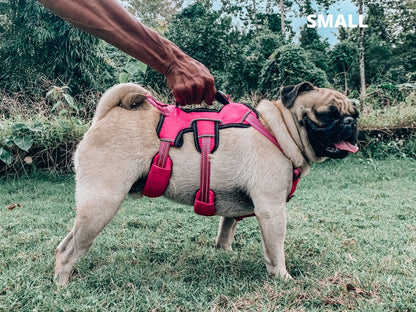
142,94 -> 301,219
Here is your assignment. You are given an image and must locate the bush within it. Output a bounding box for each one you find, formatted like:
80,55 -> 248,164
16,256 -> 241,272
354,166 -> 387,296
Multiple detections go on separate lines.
359,83 -> 416,129
0,116 -> 88,175
258,44 -> 329,97
358,130 -> 416,159
0,0 -> 114,98
223,28 -> 283,99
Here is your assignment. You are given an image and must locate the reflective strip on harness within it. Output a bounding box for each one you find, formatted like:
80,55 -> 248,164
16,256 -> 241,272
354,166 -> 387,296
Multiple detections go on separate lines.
193,128 -> 216,216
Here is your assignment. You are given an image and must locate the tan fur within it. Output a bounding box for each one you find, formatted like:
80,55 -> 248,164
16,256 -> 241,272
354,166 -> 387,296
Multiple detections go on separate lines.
54,83 -> 356,285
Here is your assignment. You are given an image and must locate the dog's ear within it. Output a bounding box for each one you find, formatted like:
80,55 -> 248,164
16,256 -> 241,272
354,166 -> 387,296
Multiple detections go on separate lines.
280,82 -> 316,108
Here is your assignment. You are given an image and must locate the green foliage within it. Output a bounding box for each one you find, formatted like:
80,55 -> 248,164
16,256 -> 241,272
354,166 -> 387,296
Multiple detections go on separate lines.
118,60 -> 148,84
359,132 -> 416,160
127,0 -> 183,32
224,27 -> 283,99
329,42 -> 358,92
258,44 -> 329,97
0,0 -> 415,134
167,1 -> 240,73
0,116 -> 87,174
299,26 -> 330,72
219,0 -> 293,35
330,42 -> 357,74
0,0 -> 114,97
46,86 -> 79,116
0,122 -> 35,165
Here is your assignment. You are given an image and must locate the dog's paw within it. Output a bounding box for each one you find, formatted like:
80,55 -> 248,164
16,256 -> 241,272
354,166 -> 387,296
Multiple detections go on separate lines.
273,270 -> 293,281
266,265 -> 293,280
54,269 -> 71,287
280,271 -> 293,280
215,243 -> 233,252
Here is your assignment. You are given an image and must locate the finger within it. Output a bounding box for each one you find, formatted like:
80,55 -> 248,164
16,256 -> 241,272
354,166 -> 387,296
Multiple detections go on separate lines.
204,80 -> 216,105
173,87 -> 185,105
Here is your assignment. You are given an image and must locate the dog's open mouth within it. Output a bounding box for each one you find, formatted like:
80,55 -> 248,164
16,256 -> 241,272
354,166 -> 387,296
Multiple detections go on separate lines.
333,141 -> 359,153
318,141 -> 359,159
319,141 -> 358,159
309,138 -> 359,159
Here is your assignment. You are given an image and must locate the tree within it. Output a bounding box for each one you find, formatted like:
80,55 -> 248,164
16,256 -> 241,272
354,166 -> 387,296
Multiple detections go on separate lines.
126,0 -> 183,33
0,0 -> 113,97
299,25 -> 330,72
279,0 -> 285,38
163,1 -> 242,91
329,42 -> 358,94
219,0 -> 293,38
224,27 -> 283,98
358,0 -> 366,107
258,44 -> 329,97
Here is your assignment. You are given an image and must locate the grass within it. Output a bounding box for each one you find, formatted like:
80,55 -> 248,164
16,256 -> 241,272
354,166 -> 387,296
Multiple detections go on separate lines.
1,157 -> 416,311
358,102 -> 416,130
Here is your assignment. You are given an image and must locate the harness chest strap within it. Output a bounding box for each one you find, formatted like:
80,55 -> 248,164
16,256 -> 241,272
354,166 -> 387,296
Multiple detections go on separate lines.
142,95 -> 301,219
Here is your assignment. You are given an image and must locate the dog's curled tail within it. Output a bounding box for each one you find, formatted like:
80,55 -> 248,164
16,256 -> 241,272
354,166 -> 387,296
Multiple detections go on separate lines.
92,83 -> 150,124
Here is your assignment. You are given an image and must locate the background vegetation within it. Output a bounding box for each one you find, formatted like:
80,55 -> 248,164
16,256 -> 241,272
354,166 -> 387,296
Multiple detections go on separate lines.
1,0 -> 415,174
1,0 -> 415,101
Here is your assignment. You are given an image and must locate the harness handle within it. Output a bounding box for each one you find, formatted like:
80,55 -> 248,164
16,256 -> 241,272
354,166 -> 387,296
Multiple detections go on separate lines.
215,90 -> 230,105
174,90 -> 229,106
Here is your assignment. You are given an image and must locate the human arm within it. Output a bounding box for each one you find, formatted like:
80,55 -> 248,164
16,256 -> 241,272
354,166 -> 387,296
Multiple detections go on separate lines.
37,0 -> 215,105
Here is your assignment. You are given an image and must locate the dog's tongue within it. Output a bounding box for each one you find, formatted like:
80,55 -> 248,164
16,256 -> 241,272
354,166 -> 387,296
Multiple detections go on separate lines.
334,141 -> 359,153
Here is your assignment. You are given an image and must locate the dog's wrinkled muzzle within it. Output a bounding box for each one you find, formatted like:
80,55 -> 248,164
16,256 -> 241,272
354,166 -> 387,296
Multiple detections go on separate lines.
305,115 -> 358,159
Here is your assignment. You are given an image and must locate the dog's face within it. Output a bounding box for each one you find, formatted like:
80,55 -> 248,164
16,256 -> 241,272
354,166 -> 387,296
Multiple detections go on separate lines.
281,82 -> 359,159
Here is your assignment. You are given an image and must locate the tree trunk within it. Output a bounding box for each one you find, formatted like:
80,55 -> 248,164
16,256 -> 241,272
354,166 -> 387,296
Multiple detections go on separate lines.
280,0 -> 285,38
344,71 -> 348,95
252,0 -> 258,33
359,0 -> 367,113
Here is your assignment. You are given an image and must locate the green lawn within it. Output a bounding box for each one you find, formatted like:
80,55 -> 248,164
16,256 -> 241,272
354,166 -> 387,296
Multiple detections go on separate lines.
1,157 -> 416,311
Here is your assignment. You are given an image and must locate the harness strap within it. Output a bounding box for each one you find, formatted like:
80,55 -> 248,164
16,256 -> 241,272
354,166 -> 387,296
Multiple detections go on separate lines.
145,93 -> 174,116
157,140 -> 171,167
288,168 -> 302,201
245,113 -> 286,156
193,123 -> 216,216
200,137 -> 211,203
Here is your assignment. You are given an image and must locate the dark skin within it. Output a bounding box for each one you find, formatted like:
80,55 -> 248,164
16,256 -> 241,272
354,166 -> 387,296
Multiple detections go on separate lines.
38,0 -> 216,105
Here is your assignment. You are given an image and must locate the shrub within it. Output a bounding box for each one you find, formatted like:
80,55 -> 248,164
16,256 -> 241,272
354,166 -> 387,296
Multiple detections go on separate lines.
258,44 -> 329,97
223,28 -> 283,99
358,131 -> 416,159
0,116 -> 88,175
0,0 -> 114,98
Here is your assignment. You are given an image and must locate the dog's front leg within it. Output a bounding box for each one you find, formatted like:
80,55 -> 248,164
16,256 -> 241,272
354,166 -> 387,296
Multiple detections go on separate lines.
255,203 -> 292,279
215,217 -> 238,251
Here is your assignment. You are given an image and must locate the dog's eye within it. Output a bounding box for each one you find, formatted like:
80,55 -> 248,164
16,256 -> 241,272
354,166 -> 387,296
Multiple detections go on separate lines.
351,107 -> 359,119
316,106 -> 340,124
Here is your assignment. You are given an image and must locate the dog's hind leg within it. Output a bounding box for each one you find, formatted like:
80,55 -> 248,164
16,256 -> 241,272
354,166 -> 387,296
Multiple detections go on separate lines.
54,189 -> 128,286
215,217 -> 238,251
54,157 -> 144,286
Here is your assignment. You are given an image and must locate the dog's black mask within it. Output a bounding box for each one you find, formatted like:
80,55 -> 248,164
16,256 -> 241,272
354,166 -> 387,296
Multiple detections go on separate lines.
304,111 -> 359,159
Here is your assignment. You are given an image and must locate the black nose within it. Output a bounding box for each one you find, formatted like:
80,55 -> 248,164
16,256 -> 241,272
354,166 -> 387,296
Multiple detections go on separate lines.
342,117 -> 356,126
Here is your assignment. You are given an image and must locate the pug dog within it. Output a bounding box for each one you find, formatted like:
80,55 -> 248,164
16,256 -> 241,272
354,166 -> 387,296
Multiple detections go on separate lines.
54,82 -> 358,285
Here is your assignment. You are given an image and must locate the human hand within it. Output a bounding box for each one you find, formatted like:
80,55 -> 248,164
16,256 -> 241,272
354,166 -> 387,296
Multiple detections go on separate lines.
166,55 -> 215,106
